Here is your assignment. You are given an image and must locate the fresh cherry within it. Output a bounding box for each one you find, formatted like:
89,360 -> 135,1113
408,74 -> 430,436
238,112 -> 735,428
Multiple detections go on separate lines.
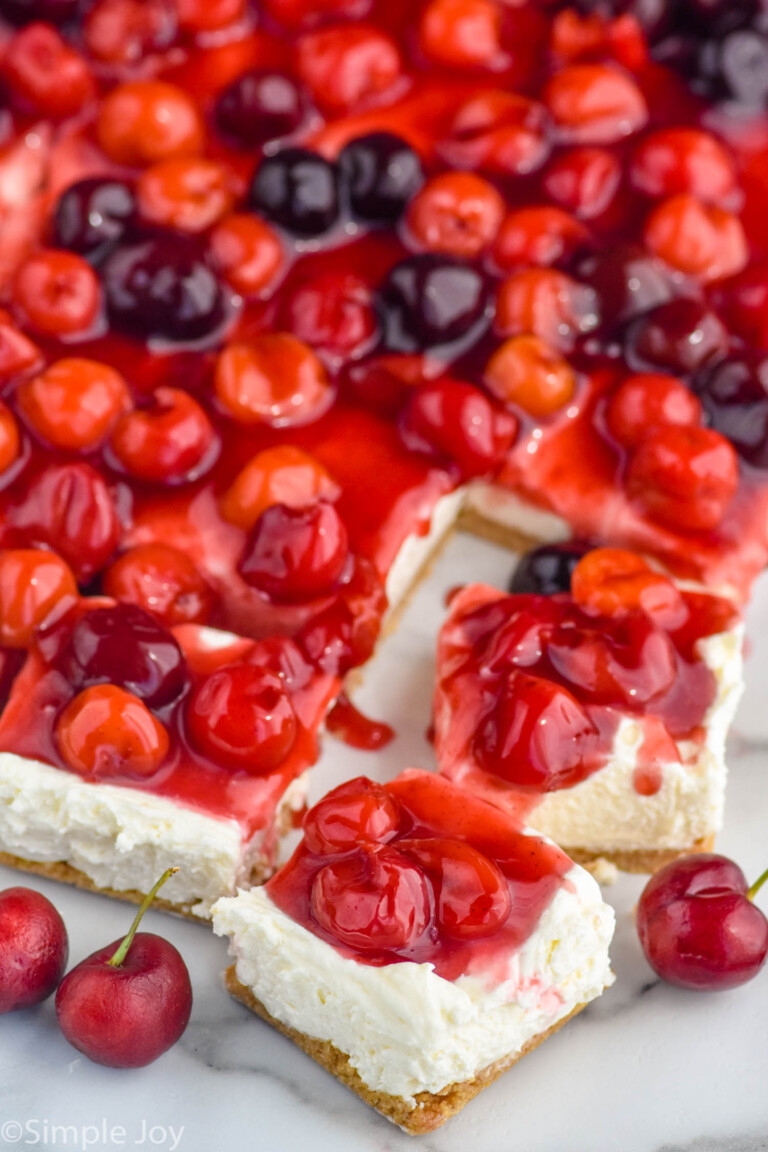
509,541 -> 593,596
249,148 -> 340,237
52,179 -> 136,264
310,844 -> 430,952
0,887 -> 68,1013
56,603 -> 187,709
637,854 -> 768,991
214,70 -> 305,150
187,662 -> 297,774
338,133 -> 423,224
55,868 -> 192,1067
101,235 -> 225,342
239,501 -> 349,603
378,254 -> 491,352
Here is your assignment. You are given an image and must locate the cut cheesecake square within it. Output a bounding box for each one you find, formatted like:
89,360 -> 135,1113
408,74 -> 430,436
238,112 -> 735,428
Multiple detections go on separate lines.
434,551 -> 744,871
0,603 -> 337,919
212,770 -> 615,1134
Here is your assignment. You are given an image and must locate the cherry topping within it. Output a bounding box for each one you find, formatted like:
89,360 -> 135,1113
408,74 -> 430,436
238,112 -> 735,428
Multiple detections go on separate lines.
210,214 -> 284,298
0,549 -> 78,648
215,70 -> 305,150
220,445 -> 339,532
109,387 -> 218,485
625,299 -> 729,376
14,250 -> 101,339
296,24 -> 402,113
57,603 -> 187,709
52,179 -> 136,263
606,372 -> 703,450
136,158 -> 237,235
338,133 -> 423,225
3,22 -> 94,119
578,244 -> 673,330
693,355 -> 768,469
493,206 -> 588,271
637,854 -> 768,991
17,358 -> 130,452
400,838 -> 511,940
545,62 -> 648,145
0,887 -> 68,1013
187,663 -> 297,774
57,684 -> 170,780
249,148 -> 340,238
571,548 -> 684,625
302,777 -> 400,854
0,402 -> 20,478
627,425 -> 739,532
630,128 -> 738,204
484,335 -> 577,419
476,671 -> 597,791
406,172 -> 505,259
55,868 -> 192,1067
97,81 -> 204,167
418,0 -> 504,69
214,336 -> 333,428
104,544 -> 215,627
399,377 -> 517,479
510,540 -> 593,596
310,844 -> 430,952
239,501 -> 349,603
378,254 -> 491,352
280,272 -> 377,360
83,0 -> 177,65
101,236 -> 224,342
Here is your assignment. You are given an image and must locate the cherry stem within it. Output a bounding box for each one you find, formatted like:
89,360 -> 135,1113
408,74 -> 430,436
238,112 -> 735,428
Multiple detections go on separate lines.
747,866 -> 768,903
108,868 -> 179,968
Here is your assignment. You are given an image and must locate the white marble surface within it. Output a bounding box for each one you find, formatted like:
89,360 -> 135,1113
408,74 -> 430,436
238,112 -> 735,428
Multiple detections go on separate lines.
1,534 -> 768,1152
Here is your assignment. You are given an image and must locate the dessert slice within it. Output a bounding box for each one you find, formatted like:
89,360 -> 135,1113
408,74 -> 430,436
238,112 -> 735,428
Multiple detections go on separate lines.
212,770 -> 615,1134
434,549 -> 744,871
0,569 -> 336,918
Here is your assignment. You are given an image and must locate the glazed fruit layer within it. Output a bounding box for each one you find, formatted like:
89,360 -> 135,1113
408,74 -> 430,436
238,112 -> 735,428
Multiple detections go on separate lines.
267,769 -> 572,979
0,0 -> 765,801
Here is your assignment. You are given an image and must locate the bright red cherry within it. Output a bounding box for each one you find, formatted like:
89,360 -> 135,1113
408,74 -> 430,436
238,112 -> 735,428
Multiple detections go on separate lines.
136,158 -> 238,234
16,359 -> 131,453
55,869 -> 193,1066
303,777 -> 400,854
103,544 -> 215,627
418,0 -> 504,70
495,267 -> 599,350
0,887 -> 68,1013
239,501 -> 349,604
484,335 -> 576,419
4,22 -> 94,119
571,548 -> 684,626
83,0 -> 177,65
606,373 -> 703,450
637,854 -> 768,991
97,81 -> 204,166
57,685 -> 170,780
0,402 -> 20,478
310,844 -> 430,952
543,146 -> 622,221
627,425 -> 739,532
0,549 -> 78,649
544,62 -> 647,145
210,214 -> 283,298
280,273 -> 377,361
187,663 -> 297,774
400,838 -> 511,940
492,206 -> 588,271
109,387 -> 218,485
644,195 -> 747,284
440,92 -> 550,178
14,250 -> 101,339
295,23 -> 402,113
399,378 -> 517,480
406,172 -> 505,260
476,671 -> 598,791
630,129 -> 737,204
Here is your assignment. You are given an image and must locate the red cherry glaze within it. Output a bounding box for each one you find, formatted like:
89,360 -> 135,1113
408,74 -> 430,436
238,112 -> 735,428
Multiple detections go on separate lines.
103,544 -> 215,627
325,692 -> 394,751
239,501 -> 349,603
302,775 -> 400,853
0,887 -> 68,1013
56,684 -> 170,780
187,662 -> 297,774
0,549 -> 78,648
627,426 -> 740,533
110,388 -> 218,485
177,0 -> 245,31
14,251 -> 101,339
637,854 -> 768,991
16,359 -> 130,452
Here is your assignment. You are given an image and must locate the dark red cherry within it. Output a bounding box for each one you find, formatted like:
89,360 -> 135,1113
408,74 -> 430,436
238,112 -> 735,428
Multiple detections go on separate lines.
187,662 -> 297,774
302,777 -> 400,854
214,70 -> 305,150
239,501 -> 349,603
399,378 -> 517,479
0,887 -> 68,1012
310,844 -> 430,952
58,603 -> 187,709
694,354 -> 768,469
0,0 -> 80,23
249,148 -> 340,238
400,838 -> 511,940
52,178 -> 136,263
102,235 -> 225,342
509,541 -> 593,596
578,244 -> 673,330
338,132 -> 424,224
625,299 -> 729,376
637,854 -> 768,990
475,671 -> 598,792
379,254 -> 492,352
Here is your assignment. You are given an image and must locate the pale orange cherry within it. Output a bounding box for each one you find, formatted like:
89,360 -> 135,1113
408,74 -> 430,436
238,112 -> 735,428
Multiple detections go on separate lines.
484,335 -> 577,419
210,214 -> 284,297
571,547 -> 684,625
56,685 -> 169,780
214,336 -> 334,428
0,549 -> 79,648
136,158 -> 238,233
16,359 -> 130,452
97,81 -> 204,166
220,446 -> 341,531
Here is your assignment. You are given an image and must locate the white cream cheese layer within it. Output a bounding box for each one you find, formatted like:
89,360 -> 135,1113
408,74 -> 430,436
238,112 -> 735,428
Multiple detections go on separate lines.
385,489 -> 466,615
212,862 -> 614,1104
527,625 -> 744,853
0,753 -> 310,917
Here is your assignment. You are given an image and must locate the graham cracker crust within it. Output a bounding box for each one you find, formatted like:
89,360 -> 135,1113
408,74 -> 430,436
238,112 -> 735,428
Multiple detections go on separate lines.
457,506 -> 549,556
568,836 -> 716,876
224,965 -> 586,1134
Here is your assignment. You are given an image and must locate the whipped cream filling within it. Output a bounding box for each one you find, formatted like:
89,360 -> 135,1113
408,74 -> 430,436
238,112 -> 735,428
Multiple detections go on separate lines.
212,860 -> 615,1104
0,752 -> 309,917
